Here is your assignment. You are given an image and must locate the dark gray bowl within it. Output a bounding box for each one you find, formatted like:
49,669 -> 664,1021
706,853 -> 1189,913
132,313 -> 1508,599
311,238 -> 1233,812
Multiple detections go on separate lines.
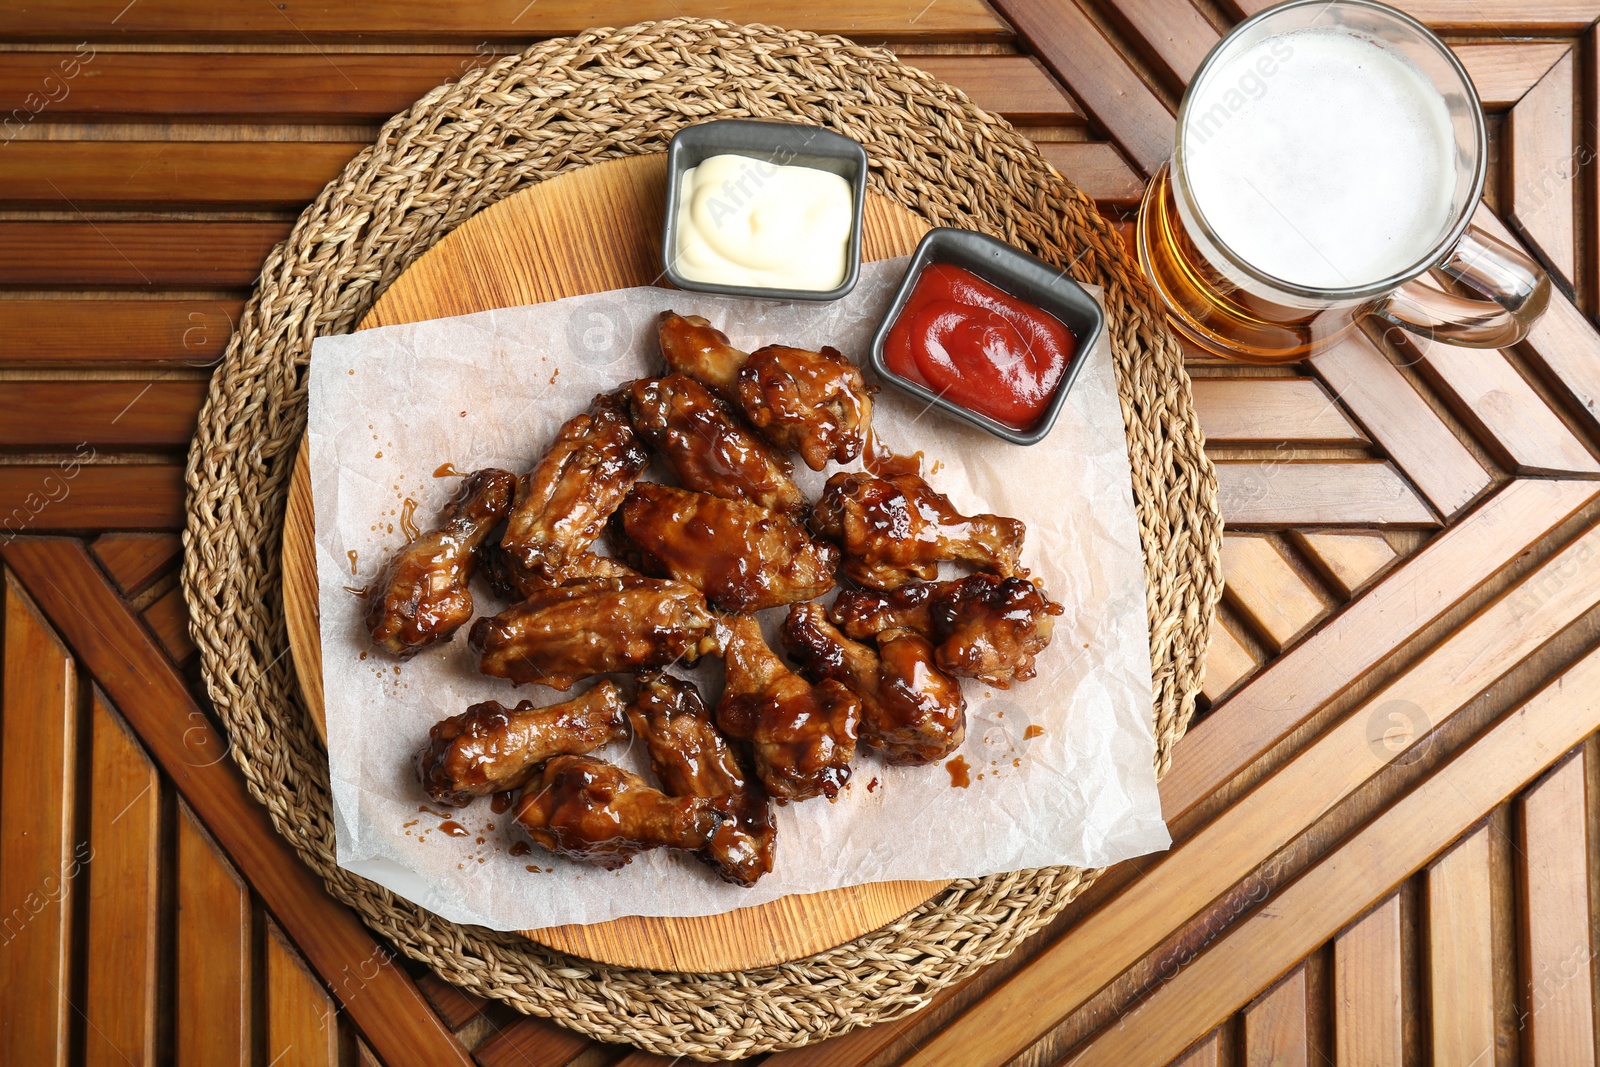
868,228 -> 1104,445
662,119 -> 868,302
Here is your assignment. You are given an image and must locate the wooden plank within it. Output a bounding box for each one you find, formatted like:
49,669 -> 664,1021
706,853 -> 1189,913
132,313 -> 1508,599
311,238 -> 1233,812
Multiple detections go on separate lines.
143,586 -> 196,665
1063,641 -> 1600,1066
1035,142 -> 1146,206
1507,48 -> 1577,289
1242,965 -> 1309,1067
1191,377 -> 1368,446
266,920 -> 340,1067
0,380 -> 207,448
908,512 -> 1600,1067
0,298 -> 242,365
1165,477 -> 1597,825
91,532 -> 182,596
0,570 -> 78,1067
1095,0 -> 1220,86
1426,825 -> 1499,1067
1169,1031 -> 1222,1067
1225,0 -> 1600,33
0,1 -> 1013,40
472,1017 -> 590,1067
174,798 -> 251,1067
1200,613 -> 1257,705
414,973 -> 487,1031
1519,261 -> 1600,433
0,141 -> 358,209
0,539 -> 475,1067
1516,750 -> 1598,1065
0,465 -> 186,532
0,221 -> 289,288
908,55 -> 1086,124
988,0 -> 1174,176
1310,333 -> 1491,518
1290,531 -> 1397,600
1221,535 -> 1328,651
1413,340 -> 1600,476
83,691 -> 160,1067
1456,42 -> 1574,109
1333,894 -> 1405,1067
1214,460 -> 1436,527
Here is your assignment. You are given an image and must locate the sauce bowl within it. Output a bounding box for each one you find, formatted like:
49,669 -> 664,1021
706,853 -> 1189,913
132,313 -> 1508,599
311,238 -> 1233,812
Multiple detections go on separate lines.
662,119 -> 869,302
868,228 -> 1105,445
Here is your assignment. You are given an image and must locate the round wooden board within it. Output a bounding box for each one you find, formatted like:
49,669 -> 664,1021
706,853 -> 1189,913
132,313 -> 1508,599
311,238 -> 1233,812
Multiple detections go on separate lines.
281,152 -> 951,973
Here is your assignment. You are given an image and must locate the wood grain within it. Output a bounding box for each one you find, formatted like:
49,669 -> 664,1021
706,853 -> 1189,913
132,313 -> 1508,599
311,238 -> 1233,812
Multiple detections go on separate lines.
0,464 -> 186,531
1225,0 -> 1600,33
1515,750 -> 1599,1065
0,571 -> 78,1067
0,380 -> 207,448
91,532 -> 183,596
1457,42 -> 1575,108
1035,141 -> 1147,206
1192,377 -> 1368,446
1310,333 -> 1491,519
1426,825 -> 1499,1067
82,691 -> 160,1067
0,298 -> 243,365
0,539 -> 476,1067
175,798 -> 252,1066
1221,535 -> 1328,651
281,151 -> 948,972
1165,477 -> 1598,825
1507,47 -> 1577,290
1291,531 -> 1397,600
1200,612 -> 1257,705
472,1018 -> 590,1067
1242,965 -> 1309,1067
1213,460 -> 1437,527
1095,0 -> 1220,86
266,920 -> 342,1067
1170,1031 -> 1222,1067
909,55 -> 1086,124
143,585 -> 197,665
1059,641 -> 1600,1066
0,221 -> 289,288
1333,894 -> 1405,1067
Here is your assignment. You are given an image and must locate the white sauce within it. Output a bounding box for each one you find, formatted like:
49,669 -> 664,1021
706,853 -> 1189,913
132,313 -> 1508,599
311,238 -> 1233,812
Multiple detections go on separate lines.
673,153 -> 853,291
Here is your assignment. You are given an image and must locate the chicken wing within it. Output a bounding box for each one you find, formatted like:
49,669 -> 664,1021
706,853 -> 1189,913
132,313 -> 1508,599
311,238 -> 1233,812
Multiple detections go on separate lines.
716,614 -> 860,801
615,482 -> 838,612
498,392 -> 648,589
626,374 -> 803,514
736,344 -> 872,471
627,674 -> 775,886
512,755 -> 734,870
830,574 -> 1062,688
813,470 -> 1026,588
469,576 -> 719,690
783,604 -> 965,765
657,311 -> 748,397
480,541 -> 637,602
416,682 -> 626,807
366,468 -> 517,658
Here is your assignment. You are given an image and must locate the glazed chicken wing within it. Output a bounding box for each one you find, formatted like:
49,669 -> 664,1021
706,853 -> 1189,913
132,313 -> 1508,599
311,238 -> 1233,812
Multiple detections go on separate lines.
416,682 -> 626,807
626,374 -> 803,514
830,574 -> 1062,688
813,471 -> 1026,589
480,541 -> 637,602
615,482 -> 838,612
469,576 -> 719,689
498,393 -> 648,589
716,614 -> 860,801
366,468 -> 517,658
512,755 -> 733,870
657,311 -> 749,397
737,345 -> 872,471
783,604 -> 965,765
627,674 -> 775,886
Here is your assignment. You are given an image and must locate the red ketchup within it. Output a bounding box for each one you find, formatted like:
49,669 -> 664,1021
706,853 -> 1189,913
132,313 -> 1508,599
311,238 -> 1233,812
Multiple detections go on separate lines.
882,263 -> 1076,432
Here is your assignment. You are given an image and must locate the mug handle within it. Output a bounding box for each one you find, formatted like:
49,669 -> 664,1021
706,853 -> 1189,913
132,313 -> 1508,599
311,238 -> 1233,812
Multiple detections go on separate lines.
1370,225 -> 1551,348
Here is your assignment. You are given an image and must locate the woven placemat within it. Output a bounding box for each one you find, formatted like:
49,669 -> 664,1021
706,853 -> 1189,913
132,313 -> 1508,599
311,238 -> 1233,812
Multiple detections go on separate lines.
182,18 -> 1221,1060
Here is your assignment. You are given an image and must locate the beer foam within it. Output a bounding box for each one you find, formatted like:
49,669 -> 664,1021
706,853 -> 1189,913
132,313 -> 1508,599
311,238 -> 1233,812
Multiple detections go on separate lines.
1182,27 -> 1458,290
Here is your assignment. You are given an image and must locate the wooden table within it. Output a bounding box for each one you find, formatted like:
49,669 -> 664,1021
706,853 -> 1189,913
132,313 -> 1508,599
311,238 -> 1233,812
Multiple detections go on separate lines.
2,3 -> 1598,1066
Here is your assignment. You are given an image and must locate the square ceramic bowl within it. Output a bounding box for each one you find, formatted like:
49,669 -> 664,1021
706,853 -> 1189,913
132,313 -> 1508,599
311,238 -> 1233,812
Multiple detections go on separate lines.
868,228 -> 1105,445
662,119 -> 869,302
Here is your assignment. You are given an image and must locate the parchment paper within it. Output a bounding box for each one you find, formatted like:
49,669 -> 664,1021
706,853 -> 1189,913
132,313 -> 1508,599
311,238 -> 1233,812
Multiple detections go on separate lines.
308,257 -> 1170,930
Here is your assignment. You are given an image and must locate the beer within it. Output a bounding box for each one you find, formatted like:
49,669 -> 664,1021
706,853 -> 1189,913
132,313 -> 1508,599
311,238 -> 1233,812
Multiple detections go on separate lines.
1137,0 -> 1548,363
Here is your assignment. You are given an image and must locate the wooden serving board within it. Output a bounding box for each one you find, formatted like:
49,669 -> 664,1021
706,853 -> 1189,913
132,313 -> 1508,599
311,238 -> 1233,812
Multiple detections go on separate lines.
280,152 -> 951,973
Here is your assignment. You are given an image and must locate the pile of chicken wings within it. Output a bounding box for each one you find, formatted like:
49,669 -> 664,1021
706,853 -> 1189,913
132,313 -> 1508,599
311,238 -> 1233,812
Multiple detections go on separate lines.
364,312 -> 1062,887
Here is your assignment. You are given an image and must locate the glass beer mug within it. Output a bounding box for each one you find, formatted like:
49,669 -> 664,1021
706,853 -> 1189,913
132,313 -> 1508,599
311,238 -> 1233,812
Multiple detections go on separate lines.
1136,0 -> 1550,364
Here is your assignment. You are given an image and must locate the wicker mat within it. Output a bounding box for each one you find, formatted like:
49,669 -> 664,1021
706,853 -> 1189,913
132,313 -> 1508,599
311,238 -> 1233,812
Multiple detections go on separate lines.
182,18 -> 1221,1060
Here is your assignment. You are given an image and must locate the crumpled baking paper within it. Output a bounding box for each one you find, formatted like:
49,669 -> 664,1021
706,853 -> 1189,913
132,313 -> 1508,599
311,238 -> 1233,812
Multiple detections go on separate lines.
307,256 -> 1170,931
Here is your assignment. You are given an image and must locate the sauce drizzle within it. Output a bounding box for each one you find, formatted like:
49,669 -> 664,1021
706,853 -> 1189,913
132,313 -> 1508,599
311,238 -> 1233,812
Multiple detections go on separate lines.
433,462 -> 464,478
399,497 -> 420,541
945,755 -> 971,788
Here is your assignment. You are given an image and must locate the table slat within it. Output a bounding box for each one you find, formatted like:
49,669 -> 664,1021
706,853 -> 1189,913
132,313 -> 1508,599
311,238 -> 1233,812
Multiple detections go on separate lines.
1426,825 -> 1500,1067
1507,48 -> 1577,290
0,298 -> 243,365
175,798 -> 252,1067
266,920 -> 341,1067
1333,894 -> 1405,1067
1290,531 -> 1396,600
1242,965 -> 1310,1067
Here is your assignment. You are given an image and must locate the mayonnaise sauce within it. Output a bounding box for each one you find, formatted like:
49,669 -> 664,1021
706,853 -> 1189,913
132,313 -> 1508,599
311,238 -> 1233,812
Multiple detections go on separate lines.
674,153 -> 853,291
